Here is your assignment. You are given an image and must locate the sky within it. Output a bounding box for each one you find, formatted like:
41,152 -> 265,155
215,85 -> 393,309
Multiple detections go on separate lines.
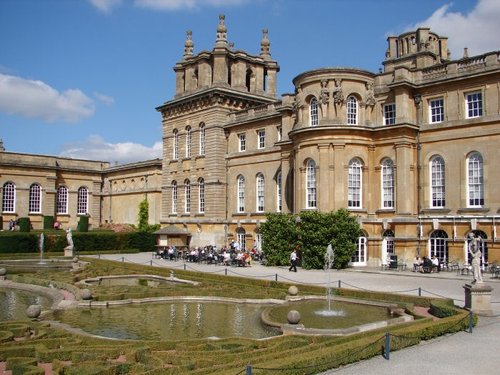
0,0 -> 499,165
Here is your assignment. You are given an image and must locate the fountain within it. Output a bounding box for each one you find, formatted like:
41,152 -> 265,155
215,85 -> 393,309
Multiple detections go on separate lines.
316,244 -> 345,317
39,233 -> 45,264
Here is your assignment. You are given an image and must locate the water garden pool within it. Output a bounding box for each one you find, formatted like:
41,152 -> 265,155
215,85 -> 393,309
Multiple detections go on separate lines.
46,301 -> 281,340
0,287 -> 52,321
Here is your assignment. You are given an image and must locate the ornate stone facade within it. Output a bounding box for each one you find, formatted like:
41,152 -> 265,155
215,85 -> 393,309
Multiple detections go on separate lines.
2,18 -> 500,268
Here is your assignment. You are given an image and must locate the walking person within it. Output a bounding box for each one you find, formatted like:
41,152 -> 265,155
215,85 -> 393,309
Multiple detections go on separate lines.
289,248 -> 298,272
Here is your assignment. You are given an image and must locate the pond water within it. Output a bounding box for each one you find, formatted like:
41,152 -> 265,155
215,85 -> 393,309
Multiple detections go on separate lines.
46,301 -> 281,340
0,288 -> 52,321
266,300 -> 391,329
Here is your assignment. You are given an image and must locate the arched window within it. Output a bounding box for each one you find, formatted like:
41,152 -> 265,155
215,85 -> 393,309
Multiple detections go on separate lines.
306,160 -> 316,208
173,129 -> 179,160
276,171 -> 282,212
199,123 -> 205,156
2,182 -> 16,213
185,126 -> 192,158
56,186 -> 68,214
430,156 -> 445,208
430,230 -> 448,263
348,158 -> 363,208
381,159 -> 394,208
347,96 -> 358,125
184,179 -> 191,213
310,97 -> 318,127
256,174 -> 265,212
28,183 -> 42,213
237,175 -> 245,213
467,152 -> 484,207
171,181 -> 178,213
77,187 -> 88,215
198,178 -> 205,213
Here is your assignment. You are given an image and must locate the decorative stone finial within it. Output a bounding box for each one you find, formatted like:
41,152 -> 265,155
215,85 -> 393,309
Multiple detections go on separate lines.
260,28 -> 271,59
0,139 -> 4,152
215,14 -> 228,48
462,47 -> 469,59
183,30 -> 194,59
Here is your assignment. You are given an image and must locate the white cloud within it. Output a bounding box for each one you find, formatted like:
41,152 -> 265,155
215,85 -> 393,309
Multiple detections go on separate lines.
60,135 -> 162,164
409,0 -> 500,59
89,0 -> 123,13
134,0 -> 247,11
94,92 -> 115,106
0,74 -> 95,123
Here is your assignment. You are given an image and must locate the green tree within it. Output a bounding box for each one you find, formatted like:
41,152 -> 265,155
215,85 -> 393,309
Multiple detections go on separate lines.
260,209 -> 361,270
260,213 -> 300,266
137,199 -> 149,232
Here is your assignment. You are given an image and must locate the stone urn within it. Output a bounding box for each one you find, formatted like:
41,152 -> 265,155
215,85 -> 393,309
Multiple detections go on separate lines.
26,304 -> 41,319
288,285 -> 299,296
287,310 -> 301,325
80,288 -> 92,300
0,267 -> 6,280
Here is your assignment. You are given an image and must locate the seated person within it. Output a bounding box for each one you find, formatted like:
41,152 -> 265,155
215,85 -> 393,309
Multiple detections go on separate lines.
413,256 -> 422,272
222,251 -> 231,266
422,256 -> 433,273
431,256 -> 440,272
167,247 -> 175,260
236,251 -> 245,267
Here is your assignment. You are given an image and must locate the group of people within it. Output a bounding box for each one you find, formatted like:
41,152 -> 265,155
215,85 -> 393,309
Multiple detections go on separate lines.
156,241 -> 264,268
413,256 -> 441,273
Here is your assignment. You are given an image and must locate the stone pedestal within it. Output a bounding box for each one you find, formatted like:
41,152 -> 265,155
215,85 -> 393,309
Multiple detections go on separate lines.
463,283 -> 494,316
64,246 -> 74,257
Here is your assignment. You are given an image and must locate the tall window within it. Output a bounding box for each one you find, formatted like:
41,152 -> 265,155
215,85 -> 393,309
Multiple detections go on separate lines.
237,175 -> 245,212
199,123 -> 205,156
185,126 -> 192,158
348,158 -> 362,208
171,181 -> 178,213
2,182 -> 16,213
429,98 -> 444,123
238,133 -> 246,152
383,229 -> 395,254
77,187 -> 88,215
184,179 -> 191,213
28,184 -> 42,213
237,228 -> 246,252
467,152 -> 484,207
466,92 -> 482,118
430,156 -> 445,208
56,186 -> 68,214
276,171 -> 282,212
310,97 -> 318,127
256,174 -> 265,212
381,159 -> 394,208
430,230 -> 448,262
173,129 -> 179,160
383,103 -> 396,125
258,129 -> 265,149
198,178 -> 205,213
347,96 -> 358,125
277,126 -> 282,142
306,159 -> 316,208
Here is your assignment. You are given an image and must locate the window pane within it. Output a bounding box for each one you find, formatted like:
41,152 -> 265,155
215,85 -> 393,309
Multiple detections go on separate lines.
431,156 -> 445,207
429,98 -> 444,123
347,96 -> 358,125
384,103 -> 396,125
306,160 -> 316,208
310,98 -> 318,126
77,187 -> 88,215
57,186 -> 68,214
466,92 -> 482,118
2,182 -> 16,213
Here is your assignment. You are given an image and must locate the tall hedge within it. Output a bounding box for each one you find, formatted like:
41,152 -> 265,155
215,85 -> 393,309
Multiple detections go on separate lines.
260,209 -> 361,270
18,218 -> 30,232
0,231 -> 156,254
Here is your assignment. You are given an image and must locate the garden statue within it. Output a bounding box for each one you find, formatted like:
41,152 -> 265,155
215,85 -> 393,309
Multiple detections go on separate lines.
468,233 -> 483,284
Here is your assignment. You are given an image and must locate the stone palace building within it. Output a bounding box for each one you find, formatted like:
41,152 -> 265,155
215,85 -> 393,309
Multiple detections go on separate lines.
2,15 -> 500,267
